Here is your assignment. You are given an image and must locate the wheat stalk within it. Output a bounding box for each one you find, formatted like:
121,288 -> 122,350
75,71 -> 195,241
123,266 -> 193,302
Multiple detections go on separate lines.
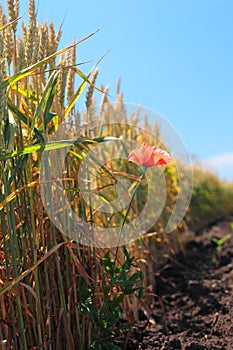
3,26 -> 13,69
85,68 -> 98,109
67,42 -> 76,105
25,0 -> 36,65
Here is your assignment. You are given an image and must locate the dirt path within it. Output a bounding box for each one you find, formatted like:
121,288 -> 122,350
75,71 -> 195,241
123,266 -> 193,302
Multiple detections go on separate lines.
126,216 -> 233,349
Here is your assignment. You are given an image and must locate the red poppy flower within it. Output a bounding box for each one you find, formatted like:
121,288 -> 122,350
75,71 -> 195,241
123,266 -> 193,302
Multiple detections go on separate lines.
127,142 -> 172,167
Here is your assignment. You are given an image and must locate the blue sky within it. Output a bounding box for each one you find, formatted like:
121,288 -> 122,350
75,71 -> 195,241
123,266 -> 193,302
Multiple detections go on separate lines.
20,0 -> 233,180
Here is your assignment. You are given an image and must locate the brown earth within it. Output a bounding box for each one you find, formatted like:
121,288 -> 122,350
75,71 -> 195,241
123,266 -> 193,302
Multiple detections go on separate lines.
118,216 -> 233,350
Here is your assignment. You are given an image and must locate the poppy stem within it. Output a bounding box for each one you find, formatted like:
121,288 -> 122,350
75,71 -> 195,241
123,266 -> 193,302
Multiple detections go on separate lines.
114,166 -> 147,267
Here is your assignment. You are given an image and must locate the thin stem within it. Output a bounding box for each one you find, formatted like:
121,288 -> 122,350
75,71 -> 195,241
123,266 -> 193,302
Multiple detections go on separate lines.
114,166 -> 147,267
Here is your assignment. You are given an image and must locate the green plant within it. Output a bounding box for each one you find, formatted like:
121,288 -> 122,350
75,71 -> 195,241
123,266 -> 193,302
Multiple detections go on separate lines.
76,247 -> 144,350
209,233 -> 232,251
207,224 -> 233,251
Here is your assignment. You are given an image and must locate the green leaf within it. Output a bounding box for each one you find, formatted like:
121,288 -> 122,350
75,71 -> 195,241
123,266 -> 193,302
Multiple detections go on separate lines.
0,136 -> 119,161
63,73 -> 91,120
8,155 -> 29,186
138,270 -> 144,281
31,70 -> 59,134
128,272 -> 140,281
123,246 -> 130,259
217,233 -> 232,246
7,98 -> 44,143
3,113 -> 17,149
138,287 -> 144,299
72,67 -> 105,94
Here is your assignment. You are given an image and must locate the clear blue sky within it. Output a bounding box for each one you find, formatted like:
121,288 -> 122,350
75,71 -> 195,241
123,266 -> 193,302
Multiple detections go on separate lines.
21,0 -> 233,180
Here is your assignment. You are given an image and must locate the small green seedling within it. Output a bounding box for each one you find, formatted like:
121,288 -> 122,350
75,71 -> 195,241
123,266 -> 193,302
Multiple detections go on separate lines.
208,232 -> 233,251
